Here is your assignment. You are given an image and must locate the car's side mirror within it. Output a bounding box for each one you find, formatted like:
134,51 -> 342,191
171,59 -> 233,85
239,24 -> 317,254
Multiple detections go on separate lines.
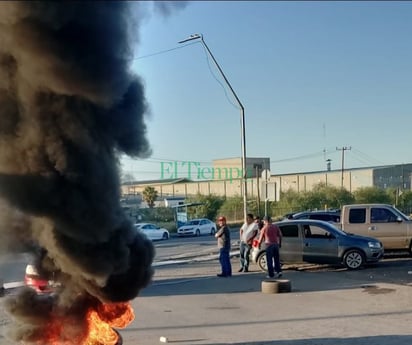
396,216 -> 403,223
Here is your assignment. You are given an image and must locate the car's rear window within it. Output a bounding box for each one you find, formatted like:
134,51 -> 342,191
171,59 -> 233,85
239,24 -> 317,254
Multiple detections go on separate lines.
280,225 -> 299,237
349,208 -> 366,223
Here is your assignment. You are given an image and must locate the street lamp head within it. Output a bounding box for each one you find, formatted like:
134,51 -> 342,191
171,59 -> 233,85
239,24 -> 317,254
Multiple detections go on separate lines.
178,33 -> 202,44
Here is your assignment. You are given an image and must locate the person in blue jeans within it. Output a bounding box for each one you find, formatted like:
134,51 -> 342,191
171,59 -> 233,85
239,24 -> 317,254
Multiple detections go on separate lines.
215,215 -> 232,277
238,213 -> 259,272
257,216 -> 282,278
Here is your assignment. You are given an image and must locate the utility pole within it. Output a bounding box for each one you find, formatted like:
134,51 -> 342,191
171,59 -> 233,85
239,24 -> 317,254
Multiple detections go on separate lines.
336,146 -> 351,188
253,164 -> 263,216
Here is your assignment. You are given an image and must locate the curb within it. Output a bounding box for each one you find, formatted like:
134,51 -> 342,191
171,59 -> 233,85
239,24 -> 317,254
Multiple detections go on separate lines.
158,243 -> 240,262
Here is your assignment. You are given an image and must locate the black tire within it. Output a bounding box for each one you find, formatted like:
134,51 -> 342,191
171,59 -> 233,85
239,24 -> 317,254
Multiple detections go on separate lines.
162,232 -> 169,240
261,280 -> 279,294
210,227 -> 216,235
343,249 -> 365,270
195,229 -> 200,237
257,252 -> 267,272
409,240 -> 412,256
275,279 -> 292,293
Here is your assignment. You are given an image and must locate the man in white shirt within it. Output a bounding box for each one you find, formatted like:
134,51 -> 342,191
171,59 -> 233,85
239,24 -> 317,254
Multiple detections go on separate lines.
238,213 -> 259,272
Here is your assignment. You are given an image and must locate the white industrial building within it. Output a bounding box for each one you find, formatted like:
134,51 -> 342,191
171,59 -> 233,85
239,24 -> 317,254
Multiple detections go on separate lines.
121,158 -> 412,203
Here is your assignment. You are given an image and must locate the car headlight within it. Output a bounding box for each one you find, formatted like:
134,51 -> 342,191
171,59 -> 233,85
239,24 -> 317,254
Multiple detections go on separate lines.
368,241 -> 381,248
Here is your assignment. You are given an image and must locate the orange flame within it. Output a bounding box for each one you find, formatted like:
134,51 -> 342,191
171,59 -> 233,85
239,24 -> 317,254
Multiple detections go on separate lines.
82,302 -> 134,345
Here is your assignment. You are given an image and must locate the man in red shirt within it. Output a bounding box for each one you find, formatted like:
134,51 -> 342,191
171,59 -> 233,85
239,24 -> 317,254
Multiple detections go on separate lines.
257,216 -> 282,278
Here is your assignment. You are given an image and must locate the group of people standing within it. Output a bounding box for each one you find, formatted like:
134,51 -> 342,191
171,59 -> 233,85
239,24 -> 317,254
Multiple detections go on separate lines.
215,213 -> 282,278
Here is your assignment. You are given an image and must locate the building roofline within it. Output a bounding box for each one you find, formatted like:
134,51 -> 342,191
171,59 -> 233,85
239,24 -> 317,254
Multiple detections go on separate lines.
273,164 -> 406,176
122,177 -> 191,186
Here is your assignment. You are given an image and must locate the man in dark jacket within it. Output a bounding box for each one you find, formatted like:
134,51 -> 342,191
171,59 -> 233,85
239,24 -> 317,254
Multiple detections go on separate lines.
215,215 -> 232,277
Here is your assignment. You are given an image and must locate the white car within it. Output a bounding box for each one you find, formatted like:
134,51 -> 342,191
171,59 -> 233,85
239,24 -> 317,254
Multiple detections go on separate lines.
134,223 -> 170,241
177,218 -> 217,237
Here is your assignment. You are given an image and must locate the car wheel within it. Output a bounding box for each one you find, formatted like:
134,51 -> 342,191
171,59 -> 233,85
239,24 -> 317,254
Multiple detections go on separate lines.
261,280 -> 279,294
257,252 -> 267,272
210,227 -> 216,235
195,229 -> 200,237
162,232 -> 169,240
343,249 -> 364,270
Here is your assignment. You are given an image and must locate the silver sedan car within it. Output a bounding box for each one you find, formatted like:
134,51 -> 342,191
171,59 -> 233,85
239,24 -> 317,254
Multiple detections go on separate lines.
251,219 -> 384,270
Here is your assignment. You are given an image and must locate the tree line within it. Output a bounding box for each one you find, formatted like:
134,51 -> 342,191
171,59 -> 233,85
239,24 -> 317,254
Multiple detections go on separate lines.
141,183 -> 412,224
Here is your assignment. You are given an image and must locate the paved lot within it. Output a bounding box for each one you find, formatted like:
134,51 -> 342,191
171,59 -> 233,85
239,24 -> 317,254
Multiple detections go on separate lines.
1,253 -> 412,345
124,257 -> 412,345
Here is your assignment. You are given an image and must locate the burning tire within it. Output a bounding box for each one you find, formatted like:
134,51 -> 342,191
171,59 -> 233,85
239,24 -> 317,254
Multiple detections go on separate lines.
113,329 -> 123,345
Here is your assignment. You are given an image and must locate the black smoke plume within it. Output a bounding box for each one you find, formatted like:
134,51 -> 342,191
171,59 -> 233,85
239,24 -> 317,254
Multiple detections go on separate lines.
0,1 -> 154,342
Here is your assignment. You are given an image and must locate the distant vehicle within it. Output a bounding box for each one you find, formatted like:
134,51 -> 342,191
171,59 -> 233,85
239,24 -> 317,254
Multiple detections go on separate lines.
24,262 -> 123,344
177,218 -> 217,237
24,264 -> 60,294
134,223 -> 170,241
290,210 -> 341,223
251,219 -> 384,271
283,211 -> 299,219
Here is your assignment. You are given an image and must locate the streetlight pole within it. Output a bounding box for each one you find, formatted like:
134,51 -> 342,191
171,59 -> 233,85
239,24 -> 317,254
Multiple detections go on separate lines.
179,33 -> 248,222
253,163 -> 262,216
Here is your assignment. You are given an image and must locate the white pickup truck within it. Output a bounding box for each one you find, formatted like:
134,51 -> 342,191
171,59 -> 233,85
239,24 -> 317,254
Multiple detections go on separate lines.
339,204 -> 412,254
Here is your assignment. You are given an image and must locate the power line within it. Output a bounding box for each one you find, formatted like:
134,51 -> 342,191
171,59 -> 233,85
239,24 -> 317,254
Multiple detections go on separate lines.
122,149 -> 336,166
197,41 -> 240,110
131,42 -> 197,60
351,147 -> 384,166
133,41 -> 240,110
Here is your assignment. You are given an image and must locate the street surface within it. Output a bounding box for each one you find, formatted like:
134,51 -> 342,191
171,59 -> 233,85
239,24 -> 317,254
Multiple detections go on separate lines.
1,233 -> 412,345
127,257 -> 412,345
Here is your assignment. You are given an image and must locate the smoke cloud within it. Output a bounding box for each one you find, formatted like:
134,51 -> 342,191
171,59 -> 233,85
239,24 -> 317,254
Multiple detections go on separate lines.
153,1 -> 189,17
0,1 -> 155,341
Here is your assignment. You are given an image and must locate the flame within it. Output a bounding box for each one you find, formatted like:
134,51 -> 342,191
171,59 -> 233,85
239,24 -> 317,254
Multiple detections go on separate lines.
39,320 -> 64,345
83,302 -> 134,345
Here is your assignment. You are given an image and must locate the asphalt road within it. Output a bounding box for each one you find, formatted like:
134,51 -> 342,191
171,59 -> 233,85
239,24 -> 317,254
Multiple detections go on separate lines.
1,240 -> 412,345
125,256 -> 412,345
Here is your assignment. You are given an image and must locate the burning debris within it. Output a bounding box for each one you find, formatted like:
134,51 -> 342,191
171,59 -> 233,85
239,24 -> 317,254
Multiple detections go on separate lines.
0,2 -> 154,344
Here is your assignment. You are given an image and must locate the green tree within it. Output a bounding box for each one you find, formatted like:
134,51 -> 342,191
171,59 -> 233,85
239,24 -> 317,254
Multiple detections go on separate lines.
186,193 -> 225,220
396,190 -> 412,215
272,189 -> 302,217
302,183 -> 354,210
353,187 -> 392,204
271,183 -> 355,217
142,186 -> 158,208
218,195 -> 243,222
